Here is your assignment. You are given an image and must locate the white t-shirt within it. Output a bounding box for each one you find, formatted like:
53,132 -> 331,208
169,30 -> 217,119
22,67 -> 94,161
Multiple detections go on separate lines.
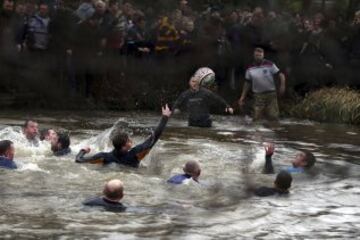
245,60 -> 280,93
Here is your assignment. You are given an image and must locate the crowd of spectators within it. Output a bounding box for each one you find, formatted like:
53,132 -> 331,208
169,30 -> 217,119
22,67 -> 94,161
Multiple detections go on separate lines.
0,0 -> 359,102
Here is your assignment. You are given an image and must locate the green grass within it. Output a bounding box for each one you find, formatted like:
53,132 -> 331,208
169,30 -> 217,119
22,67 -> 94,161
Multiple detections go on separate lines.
291,88 -> 360,125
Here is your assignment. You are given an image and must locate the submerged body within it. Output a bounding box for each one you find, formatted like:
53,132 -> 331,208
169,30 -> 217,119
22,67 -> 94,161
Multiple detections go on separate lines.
0,156 -> 17,169
75,116 -> 168,167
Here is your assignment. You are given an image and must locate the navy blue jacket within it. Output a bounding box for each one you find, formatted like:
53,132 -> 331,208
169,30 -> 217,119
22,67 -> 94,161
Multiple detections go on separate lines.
83,197 -> 126,212
0,156 -> 17,169
167,174 -> 192,184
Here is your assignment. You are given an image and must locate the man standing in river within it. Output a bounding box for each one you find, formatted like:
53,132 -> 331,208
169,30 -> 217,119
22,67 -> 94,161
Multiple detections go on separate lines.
172,73 -> 234,128
238,46 -> 286,121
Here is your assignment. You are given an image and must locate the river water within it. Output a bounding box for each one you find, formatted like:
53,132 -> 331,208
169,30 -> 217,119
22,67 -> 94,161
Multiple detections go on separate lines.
0,111 -> 359,239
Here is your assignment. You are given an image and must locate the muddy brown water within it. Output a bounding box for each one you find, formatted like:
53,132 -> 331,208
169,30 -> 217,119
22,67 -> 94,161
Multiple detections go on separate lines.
0,111 -> 359,239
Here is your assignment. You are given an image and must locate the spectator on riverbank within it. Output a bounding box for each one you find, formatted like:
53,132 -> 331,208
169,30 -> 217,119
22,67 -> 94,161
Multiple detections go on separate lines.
26,3 -> 51,51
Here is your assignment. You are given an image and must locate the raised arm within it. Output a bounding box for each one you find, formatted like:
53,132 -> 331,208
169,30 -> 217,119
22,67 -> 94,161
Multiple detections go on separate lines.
131,105 -> 172,160
263,143 -> 275,174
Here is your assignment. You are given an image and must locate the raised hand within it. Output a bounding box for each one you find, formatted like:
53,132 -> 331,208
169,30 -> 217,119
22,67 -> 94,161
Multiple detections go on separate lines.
264,143 -> 275,156
225,107 -> 234,114
82,147 -> 91,153
162,104 -> 172,117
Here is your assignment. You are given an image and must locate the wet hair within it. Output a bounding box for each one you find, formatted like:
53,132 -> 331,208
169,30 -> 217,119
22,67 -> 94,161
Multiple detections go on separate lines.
275,171 -> 292,190
112,132 -> 129,150
183,160 -> 201,176
39,128 -> 50,141
0,140 -> 13,155
304,150 -> 316,168
57,133 -> 70,149
23,119 -> 36,128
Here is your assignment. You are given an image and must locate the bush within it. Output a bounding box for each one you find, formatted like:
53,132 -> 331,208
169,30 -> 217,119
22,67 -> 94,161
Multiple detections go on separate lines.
291,87 -> 360,125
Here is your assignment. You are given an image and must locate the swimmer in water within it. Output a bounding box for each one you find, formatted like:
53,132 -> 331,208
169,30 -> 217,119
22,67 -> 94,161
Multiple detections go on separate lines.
172,75 -> 233,128
254,170 -> 292,197
75,104 -> 172,167
0,140 -> 17,169
40,128 -> 58,143
263,143 -> 316,174
83,179 -> 126,212
51,132 -> 71,156
23,119 -> 40,146
168,160 -> 201,184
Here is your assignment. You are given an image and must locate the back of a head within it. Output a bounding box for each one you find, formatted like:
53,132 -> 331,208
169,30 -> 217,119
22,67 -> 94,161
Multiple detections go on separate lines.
184,160 -> 201,176
0,140 -> 13,156
275,171 -> 292,191
57,133 -> 70,149
112,131 -> 129,150
304,150 -> 316,169
103,179 -> 124,201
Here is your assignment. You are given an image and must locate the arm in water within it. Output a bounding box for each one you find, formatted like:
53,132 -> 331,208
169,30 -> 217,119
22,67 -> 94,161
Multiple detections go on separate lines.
263,143 -> 275,174
205,88 -> 234,114
130,105 -> 171,160
75,149 -> 111,164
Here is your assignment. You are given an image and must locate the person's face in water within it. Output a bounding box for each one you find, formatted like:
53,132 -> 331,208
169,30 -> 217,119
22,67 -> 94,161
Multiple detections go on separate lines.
24,121 -> 39,140
47,129 -> 58,144
292,152 -> 307,168
189,77 -> 200,91
5,144 -> 15,160
254,48 -> 264,63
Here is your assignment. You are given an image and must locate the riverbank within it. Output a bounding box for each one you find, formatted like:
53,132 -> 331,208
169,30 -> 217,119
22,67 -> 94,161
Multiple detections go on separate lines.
1,87 -> 359,125
286,87 -> 360,125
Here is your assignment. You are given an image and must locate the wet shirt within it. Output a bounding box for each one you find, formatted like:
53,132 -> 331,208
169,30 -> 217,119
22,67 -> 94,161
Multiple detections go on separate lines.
75,116 -> 168,168
245,59 -> 280,93
0,156 -> 17,169
173,88 -> 229,127
27,137 -> 40,147
263,155 -> 304,174
167,174 -> 192,184
254,186 -> 289,197
83,197 -> 126,212
284,166 -> 304,174
54,148 -> 71,157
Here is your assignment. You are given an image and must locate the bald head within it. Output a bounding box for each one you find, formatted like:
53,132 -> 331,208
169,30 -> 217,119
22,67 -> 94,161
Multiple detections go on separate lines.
103,179 -> 124,202
183,160 -> 201,181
